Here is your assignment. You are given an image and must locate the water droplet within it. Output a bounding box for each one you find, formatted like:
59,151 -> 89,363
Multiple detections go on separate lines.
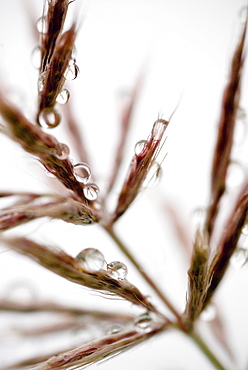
105,325 -> 123,335
231,247 -> 248,269
235,107 -> 247,145
37,72 -> 46,92
152,119 -> 168,140
83,183 -> 99,201
56,143 -> 70,160
107,261 -> 128,279
134,313 -> 153,333
74,162 -> 91,183
45,169 -> 56,179
143,162 -> 162,188
31,46 -> 42,69
38,107 -> 61,128
239,6 -> 248,24
134,140 -> 147,155
200,304 -> 216,322
226,160 -> 245,188
76,248 -> 106,272
71,46 -> 77,59
56,88 -> 70,104
64,61 -> 79,80
191,207 -> 206,230
36,16 -> 47,33
242,224 -> 248,236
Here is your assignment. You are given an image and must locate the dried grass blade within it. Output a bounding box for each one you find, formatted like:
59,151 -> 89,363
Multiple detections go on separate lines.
106,75 -> 143,195
204,178 -> 248,307
32,327 -> 164,370
205,22 -> 247,238
0,95 -> 93,204
0,196 -> 98,229
111,118 -> 169,223
41,0 -> 69,72
0,237 -> 159,313
38,24 -> 76,114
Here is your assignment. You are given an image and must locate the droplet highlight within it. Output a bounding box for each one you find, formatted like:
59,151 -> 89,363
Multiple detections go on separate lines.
239,6 -> 248,24
37,72 -> 46,92
200,304 -> 216,322
38,107 -> 61,128
107,261 -> 128,280
105,325 -> 123,335
242,224 -> 248,236
31,46 -> 42,69
64,61 -> 79,80
191,207 -> 207,230
134,313 -> 153,333
56,88 -> 70,104
76,248 -> 106,272
56,143 -> 70,160
231,247 -> 248,269
143,162 -> 162,188
74,162 -> 91,183
83,183 -> 99,201
152,119 -> 168,140
36,16 -> 47,33
134,140 -> 147,156
226,160 -> 245,188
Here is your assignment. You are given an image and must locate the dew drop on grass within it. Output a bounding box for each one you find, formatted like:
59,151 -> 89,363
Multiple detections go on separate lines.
200,304 -> 216,322
74,162 -> 91,183
36,16 -> 47,33
31,46 -> 42,69
56,143 -> 70,160
83,183 -> 99,201
143,162 -> 162,188
152,119 -> 168,140
45,169 -> 56,179
64,61 -> 79,80
105,325 -> 123,335
38,72 -> 46,92
56,88 -> 70,104
242,224 -> 248,236
226,160 -> 245,188
231,247 -> 248,269
134,313 -> 153,333
234,107 -> 247,145
239,6 -> 248,24
76,248 -> 106,272
38,107 -> 61,128
134,140 -> 147,155
107,261 -> 128,279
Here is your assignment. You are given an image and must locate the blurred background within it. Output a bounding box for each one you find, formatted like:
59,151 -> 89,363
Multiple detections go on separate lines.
0,0 -> 248,369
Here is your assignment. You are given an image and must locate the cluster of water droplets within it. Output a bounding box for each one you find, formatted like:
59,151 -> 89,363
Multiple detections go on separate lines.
73,162 -> 99,201
107,261 -> 128,280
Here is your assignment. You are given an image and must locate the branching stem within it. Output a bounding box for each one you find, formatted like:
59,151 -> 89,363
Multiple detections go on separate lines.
104,224 -> 182,322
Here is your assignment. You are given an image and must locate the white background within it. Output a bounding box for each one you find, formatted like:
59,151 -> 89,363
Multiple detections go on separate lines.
0,0 -> 248,369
